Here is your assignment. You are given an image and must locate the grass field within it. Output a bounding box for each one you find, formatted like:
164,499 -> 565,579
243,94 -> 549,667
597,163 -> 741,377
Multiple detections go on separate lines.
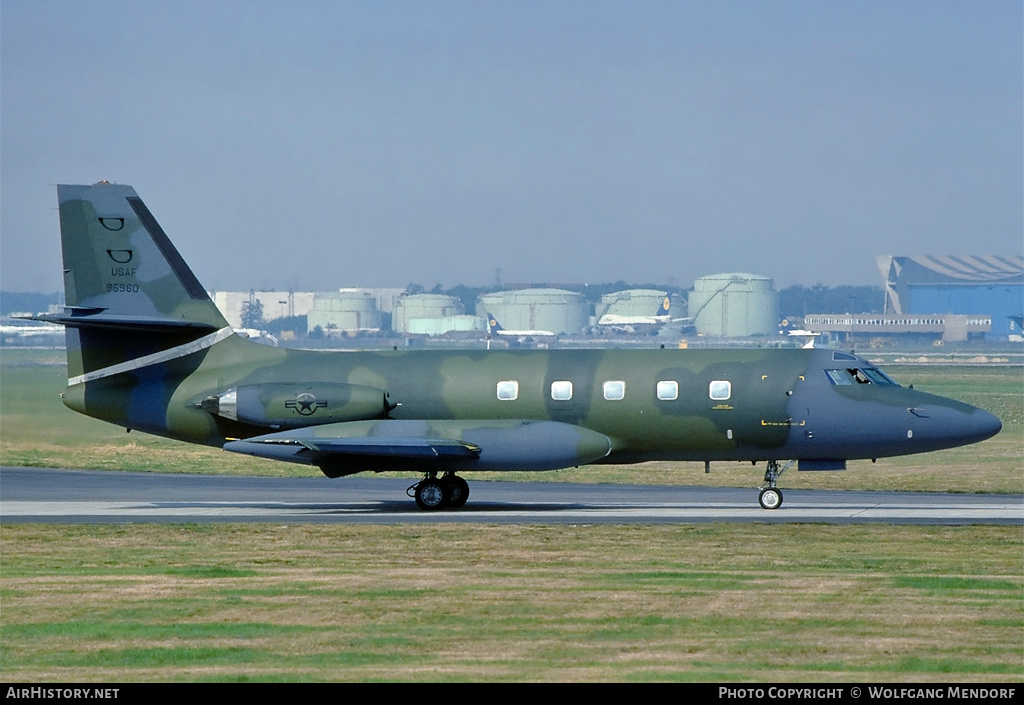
1,348 -> 1022,682
1,524 -> 1021,682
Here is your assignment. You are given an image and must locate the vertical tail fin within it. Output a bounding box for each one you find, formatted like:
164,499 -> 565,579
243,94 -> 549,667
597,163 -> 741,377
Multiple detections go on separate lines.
656,294 -> 671,317
56,182 -> 226,325
33,182 -> 231,380
486,312 -> 504,336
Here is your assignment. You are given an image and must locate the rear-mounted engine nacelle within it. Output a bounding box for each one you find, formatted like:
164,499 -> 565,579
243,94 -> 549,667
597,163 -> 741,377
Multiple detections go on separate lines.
201,382 -> 391,429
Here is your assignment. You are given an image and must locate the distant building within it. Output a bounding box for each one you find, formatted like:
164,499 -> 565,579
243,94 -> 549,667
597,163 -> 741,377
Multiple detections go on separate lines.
802,313 -> 991,343
877,255 -> 1023,338
211,290 -> 315,328
211,288 -> 403,332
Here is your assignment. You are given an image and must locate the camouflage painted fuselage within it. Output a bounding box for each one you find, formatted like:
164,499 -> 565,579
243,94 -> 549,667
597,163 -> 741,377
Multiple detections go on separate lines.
62,335 -> 1000,472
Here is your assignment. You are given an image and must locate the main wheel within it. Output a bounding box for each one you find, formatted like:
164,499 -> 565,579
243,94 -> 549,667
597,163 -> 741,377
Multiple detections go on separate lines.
758,487 -> 783,510
442,475 -> 470,508
415,479 -> 447,510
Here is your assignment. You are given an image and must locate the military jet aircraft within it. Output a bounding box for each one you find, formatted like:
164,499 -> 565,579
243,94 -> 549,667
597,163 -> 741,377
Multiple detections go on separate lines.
26,183 -> 1002,510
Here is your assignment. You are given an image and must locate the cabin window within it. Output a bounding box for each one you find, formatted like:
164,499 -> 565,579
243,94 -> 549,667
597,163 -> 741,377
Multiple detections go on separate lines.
603,380 -> 625,400
551,380 -> 573,401
709,380 -> 731,401
496,380 -> 519,401
657,380 -> 678,401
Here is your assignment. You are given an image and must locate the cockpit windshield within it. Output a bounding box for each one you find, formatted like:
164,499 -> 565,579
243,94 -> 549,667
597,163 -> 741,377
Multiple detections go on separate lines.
825,367 -> 899,386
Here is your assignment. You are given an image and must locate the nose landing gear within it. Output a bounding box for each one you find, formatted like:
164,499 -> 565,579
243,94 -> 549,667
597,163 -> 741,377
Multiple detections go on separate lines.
758,460 -> 794,510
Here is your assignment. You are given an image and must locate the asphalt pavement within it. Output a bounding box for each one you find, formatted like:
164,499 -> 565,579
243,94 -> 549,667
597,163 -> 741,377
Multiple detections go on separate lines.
2,467 -> 1020,525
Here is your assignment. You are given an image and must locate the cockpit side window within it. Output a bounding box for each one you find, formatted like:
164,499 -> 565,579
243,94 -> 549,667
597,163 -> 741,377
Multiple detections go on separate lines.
825,369 -> 853,385
849,368 -> 871,384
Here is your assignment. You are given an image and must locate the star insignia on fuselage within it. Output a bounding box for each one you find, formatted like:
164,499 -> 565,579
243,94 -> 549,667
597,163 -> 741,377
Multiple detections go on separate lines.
285,393 -> 327,416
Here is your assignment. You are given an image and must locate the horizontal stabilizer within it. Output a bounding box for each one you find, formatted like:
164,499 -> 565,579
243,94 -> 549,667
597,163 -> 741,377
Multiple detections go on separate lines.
24,311 -> 220,332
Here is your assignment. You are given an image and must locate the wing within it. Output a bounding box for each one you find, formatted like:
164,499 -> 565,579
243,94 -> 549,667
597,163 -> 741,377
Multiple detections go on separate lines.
224,419 -> 613,477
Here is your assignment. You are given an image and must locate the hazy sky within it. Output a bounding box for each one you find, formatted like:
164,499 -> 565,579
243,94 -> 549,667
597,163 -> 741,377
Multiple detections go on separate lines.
2,1 -> 1021,294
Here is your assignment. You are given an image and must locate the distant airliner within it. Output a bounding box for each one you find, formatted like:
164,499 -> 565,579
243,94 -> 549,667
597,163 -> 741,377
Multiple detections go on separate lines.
779,317 -> 822,349
485,313 -> 556,338
26,183 -> 1002,510
596,293 -> 674,327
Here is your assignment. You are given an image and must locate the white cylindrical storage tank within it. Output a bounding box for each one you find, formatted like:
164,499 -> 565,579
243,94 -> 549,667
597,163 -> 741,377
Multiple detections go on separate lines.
688,273 -> 778,337
393,294 -> 465,334
307,291 -> 382,335
597,289 -> 670,320
406,315 -> 486,336
476,289 -> 587,335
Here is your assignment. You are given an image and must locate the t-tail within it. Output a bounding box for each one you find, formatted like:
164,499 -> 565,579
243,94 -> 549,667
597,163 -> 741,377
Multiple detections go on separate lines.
28,182 -> 243,439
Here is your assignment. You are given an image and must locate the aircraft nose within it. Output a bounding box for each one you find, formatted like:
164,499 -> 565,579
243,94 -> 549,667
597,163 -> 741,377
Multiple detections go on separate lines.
961,407 -> 1002,444
917,404 -> 1002,448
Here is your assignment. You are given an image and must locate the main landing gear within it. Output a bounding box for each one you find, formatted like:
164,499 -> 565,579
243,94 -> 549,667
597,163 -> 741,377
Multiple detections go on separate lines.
758,460 -> 795,510
408,472 -> 470,511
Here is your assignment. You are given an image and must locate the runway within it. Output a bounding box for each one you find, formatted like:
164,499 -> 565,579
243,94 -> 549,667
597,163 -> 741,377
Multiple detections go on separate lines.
2,467 -> 1020,524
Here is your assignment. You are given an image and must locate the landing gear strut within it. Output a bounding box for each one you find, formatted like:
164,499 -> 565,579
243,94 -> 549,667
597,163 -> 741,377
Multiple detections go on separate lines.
409,472 -> 470,511
758,460 -> 794,510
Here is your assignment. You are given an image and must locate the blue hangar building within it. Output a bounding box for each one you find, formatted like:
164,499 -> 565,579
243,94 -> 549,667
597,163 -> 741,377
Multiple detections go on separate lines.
878,255 -> 1024,339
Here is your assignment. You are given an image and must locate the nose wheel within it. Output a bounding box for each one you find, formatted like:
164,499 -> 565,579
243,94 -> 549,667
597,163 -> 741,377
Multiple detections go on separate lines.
758,487 -> 783,510
409,472 -> 470,510
758,460 -> 793,510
